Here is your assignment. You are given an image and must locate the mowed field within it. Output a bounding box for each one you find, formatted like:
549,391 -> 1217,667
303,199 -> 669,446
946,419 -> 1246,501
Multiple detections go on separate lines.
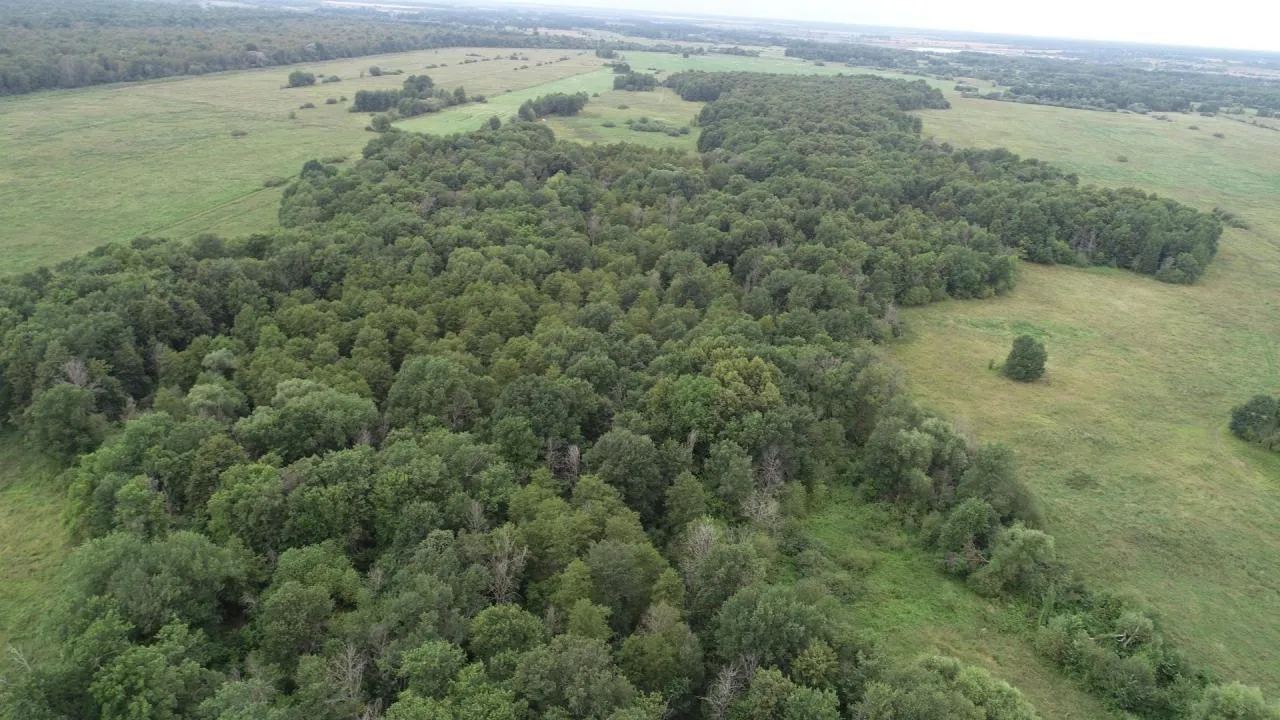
897,96 -> 1280,692
0,47 -> 605,272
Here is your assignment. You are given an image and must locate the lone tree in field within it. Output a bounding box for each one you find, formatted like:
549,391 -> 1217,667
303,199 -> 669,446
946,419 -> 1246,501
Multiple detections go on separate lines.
1003,335 -> 1046,381
287,70 -> 316,88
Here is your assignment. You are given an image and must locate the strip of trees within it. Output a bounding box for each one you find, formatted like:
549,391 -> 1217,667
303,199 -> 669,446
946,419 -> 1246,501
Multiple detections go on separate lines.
784,40 -> 1280,114
0,0 -> 591,96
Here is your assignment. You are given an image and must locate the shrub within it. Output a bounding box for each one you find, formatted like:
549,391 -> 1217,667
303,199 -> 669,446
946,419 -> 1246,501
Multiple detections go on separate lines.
1229,395 -> 1279,444
1116,154 -> 1129,162
1213,132 -> 1226,139
299,102 -> 315,109
324,97 -> 338,105
1003,335 -> 1046,381
230,129 -> 248,138
286,70 -> 316,88
263,176 -> 288,188
321,75 -> 341,84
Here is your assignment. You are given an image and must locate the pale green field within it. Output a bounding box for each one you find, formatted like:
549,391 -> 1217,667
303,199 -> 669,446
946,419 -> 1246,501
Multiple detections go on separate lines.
546,87 -> 702,150
0,47 -> 604,272
0,433 -> 66,654
397,49 -> 858,138
894,95 -> 1280,692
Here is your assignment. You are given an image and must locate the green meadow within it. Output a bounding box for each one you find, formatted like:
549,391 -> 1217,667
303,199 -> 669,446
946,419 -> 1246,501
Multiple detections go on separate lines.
894,95 -> 1280,692
0,47 -> 604,272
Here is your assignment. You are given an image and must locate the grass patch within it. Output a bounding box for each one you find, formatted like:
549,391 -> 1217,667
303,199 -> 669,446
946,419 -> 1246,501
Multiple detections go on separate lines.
806,490 -> 1122,719
0,432 -> 68,659
893,92 -> 1280,693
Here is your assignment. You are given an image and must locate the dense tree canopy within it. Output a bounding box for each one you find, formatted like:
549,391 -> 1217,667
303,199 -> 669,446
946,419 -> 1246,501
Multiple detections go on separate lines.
0,70 -> 1255,719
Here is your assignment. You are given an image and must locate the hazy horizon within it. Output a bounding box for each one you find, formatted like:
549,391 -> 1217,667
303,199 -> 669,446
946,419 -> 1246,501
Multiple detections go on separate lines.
496,0 -> 1280,53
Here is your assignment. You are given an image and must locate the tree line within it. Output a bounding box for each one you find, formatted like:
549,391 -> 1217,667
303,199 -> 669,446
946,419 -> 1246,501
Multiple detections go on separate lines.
0,0 -> 592,96
518,92 -> 590,121
0,72 -> 1268,719
665,71 -> 1219,283
784,40 -> 1280,114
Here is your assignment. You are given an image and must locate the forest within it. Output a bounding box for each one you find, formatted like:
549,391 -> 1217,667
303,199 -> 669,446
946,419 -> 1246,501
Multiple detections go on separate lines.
784,40 -> 1280,113
0,0 -> 590,95
0,69 -> 1262,719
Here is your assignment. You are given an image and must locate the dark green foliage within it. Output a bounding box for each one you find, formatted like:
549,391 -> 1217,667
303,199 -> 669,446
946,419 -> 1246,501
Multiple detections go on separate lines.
352,75 -> 470,118
1191,683 -> 1280,720
518,91 -> 590,120
957,443 -> 1041,525
1230,394 -> 1280,447
23,383 -> 107,460
614,72 -> 658,91
286,70 -> 315,87
1003,335 -> 1047,381
0,1 -> 591,96
854,655 -> 1040,719
0,70 -> 1261,720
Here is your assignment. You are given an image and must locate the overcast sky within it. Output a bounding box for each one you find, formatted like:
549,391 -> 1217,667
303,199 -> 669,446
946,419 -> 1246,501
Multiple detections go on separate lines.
511,0 -> 1280,52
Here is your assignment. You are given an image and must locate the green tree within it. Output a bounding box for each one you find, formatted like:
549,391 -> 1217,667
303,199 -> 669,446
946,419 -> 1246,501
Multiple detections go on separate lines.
234,379 -> 377,462
1192,683 -> 1280,720
287,71 -> 316,87
385,356 -> 478,431
207,464 -> 286,555
89,623 -> 221,720
1230,395 -> 1279,445
854,655 -> 1040,720
713,584 -> 829,670
511,634 -> 637,718
968,524 -> 1060,599
23,383 -> 107,461
1003,335 -> 1046,382
586,428 -> 667,522
255,581 -> 333,667
467,604 -> 546,661
619,603 -> 704,703
956,443 -> 1040,525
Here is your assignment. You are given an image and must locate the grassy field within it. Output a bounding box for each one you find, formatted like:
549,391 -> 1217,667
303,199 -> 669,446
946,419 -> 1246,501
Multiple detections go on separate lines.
397,49 -> 856,141
0,47 -> 604,272
807,490 -> 1121,720
0,433 -> 68,654
893,96 -> 1280,692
